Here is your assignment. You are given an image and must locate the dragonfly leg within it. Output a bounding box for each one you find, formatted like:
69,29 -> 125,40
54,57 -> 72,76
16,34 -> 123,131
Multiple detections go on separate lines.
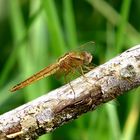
83,64 -> 94,71
79,66 -> 93,86
64,74 -> 76,100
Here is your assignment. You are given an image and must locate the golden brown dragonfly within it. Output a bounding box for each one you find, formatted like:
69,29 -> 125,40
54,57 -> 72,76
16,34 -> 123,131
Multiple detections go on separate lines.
10,43 -> 94,92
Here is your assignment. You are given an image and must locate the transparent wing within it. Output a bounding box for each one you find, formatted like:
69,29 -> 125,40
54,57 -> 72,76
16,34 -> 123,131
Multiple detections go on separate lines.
77,41 -> 95,53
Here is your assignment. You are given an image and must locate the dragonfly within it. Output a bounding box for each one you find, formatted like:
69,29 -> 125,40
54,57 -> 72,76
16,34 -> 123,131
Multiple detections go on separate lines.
10,42 -> 94,92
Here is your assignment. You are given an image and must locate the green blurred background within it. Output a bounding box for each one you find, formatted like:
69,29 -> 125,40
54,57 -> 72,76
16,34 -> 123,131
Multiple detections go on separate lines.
0,0 -> 140,140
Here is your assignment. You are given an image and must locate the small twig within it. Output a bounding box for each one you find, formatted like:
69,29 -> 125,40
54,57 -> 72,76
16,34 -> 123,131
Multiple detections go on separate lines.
0,45 -> 140,140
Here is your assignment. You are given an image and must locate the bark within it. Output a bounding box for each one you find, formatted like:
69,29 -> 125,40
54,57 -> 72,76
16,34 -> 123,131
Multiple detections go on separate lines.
0,45 -> 140,140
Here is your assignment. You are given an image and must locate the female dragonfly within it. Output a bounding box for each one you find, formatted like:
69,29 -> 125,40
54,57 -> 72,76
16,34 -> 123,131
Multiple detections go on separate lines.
10,42 -> 94,92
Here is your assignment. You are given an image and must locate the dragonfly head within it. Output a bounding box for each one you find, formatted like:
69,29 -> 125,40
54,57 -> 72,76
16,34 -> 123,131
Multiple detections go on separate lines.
82,51 -> 93,65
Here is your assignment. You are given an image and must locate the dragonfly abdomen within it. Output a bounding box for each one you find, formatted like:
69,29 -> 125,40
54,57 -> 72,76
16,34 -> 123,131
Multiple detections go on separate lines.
10,64 -> 59,92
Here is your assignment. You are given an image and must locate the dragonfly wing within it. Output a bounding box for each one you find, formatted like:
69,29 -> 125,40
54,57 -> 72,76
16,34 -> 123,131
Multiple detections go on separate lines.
77,41 -> 95,53
10,63 -> 59,92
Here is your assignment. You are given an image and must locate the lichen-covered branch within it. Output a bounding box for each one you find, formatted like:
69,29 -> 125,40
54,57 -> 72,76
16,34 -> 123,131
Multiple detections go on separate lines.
0,45 -> 140,140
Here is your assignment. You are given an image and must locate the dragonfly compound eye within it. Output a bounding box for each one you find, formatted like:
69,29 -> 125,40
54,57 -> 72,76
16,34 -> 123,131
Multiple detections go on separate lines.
82,52 -> 93,65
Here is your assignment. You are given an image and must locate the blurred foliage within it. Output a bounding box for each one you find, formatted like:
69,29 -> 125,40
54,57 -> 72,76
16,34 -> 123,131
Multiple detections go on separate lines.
0,0 -> 140,140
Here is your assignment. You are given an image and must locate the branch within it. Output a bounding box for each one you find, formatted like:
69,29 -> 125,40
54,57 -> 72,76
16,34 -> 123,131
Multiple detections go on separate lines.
0,45 -> 140,140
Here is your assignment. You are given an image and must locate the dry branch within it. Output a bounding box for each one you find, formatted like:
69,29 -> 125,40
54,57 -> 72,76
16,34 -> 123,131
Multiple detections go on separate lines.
0,45 -> 140,140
